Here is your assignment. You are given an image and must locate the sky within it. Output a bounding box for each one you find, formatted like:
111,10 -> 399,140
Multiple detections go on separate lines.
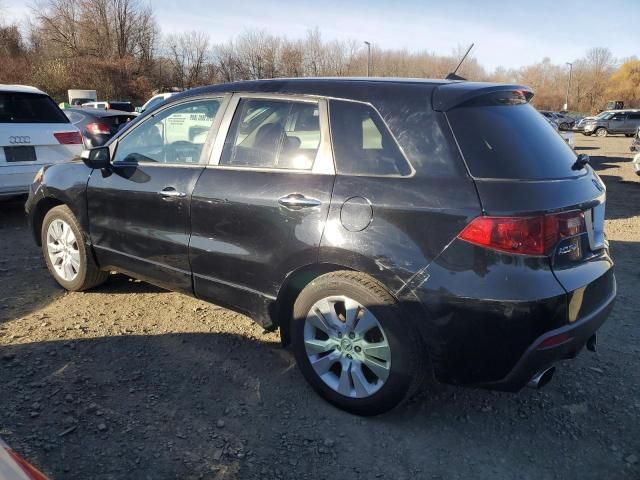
2,0 -> 639,71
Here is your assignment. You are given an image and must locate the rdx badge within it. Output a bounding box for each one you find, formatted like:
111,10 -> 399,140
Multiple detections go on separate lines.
558,243 -> 578,255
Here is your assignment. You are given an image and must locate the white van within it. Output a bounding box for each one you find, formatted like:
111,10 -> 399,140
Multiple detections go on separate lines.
1,85 -> 83,197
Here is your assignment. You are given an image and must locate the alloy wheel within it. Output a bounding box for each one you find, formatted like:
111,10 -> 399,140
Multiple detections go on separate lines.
303,296 -> 391,398
46,219 -> 80,282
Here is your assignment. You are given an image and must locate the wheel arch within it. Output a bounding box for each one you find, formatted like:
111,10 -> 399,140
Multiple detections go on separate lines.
274,263 -> 355,346
31,197 -> 65,246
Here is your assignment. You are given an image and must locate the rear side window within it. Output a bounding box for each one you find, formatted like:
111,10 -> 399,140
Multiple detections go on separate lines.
220,98 -> 321,170
628,113 -> 640,120
0,92 -> 69,123
447,103 -> 579,180
329,100 -> 411,176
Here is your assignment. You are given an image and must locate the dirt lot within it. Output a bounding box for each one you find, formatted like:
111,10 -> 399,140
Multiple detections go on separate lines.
1,135 -> 639,480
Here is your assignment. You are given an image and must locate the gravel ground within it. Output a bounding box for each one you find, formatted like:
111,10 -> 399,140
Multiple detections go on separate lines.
1,135 -> 639,480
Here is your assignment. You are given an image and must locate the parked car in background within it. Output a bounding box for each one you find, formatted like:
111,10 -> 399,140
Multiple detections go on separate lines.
82,101 -> 137,114
581,110 -> 640,137
140,92 -> 177,113
540,111 -> 575,130
1,85 -> 83,198
26,78 -> 615,416
68,89 -> 97,106
0,437 -> 48,479
64,108 -> 137,148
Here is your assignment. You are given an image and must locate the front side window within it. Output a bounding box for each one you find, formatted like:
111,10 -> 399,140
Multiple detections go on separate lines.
114,98 -> 221,165
329,100 -> 411,176
220,98 -> 321,170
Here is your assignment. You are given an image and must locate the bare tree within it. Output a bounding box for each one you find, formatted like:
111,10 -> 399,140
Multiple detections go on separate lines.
166,30 -> 210,89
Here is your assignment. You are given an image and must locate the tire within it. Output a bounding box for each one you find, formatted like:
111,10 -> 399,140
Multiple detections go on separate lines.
625,134 -> 634,138
291,271 -> 425,416
595,127 -> 607,137
41,205 -> 108,291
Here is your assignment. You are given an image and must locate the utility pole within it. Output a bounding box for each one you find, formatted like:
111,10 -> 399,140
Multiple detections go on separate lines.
364,41 -> 371,77
564,62 -> 573,111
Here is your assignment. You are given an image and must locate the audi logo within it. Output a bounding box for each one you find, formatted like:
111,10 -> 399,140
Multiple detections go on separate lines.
9,136 -> 31,144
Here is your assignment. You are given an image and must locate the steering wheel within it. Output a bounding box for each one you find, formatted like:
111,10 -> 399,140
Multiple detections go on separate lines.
164,141 -> 201,163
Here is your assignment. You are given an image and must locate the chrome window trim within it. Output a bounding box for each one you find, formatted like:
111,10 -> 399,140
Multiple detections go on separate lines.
207,93 -> 335,175
110,94 -> 231,168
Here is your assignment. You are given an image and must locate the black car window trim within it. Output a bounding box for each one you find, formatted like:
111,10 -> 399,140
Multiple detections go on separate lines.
325,97 -> 416,178
206,92 -> 335,176
110,94 -> 230,167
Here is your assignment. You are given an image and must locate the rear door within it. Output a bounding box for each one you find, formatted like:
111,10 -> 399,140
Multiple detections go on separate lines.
625,112 -> 640,134
87,95 -> 227,292
608,112 -> 627,133
0,91 -> 82,195
189,94 -> 335,311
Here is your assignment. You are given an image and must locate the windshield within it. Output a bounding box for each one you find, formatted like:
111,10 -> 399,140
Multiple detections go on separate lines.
447,103 -> 580,180
596,111 -> 614,119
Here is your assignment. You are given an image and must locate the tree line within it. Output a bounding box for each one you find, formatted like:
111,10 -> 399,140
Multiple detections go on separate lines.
1,0 -> 638,113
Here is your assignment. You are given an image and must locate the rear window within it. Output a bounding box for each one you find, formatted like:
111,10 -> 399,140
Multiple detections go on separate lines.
447,103 -> 579,179
0,92 -> 70,124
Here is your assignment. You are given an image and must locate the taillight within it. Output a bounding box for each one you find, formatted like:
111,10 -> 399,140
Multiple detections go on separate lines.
85,122 -> 111,135
459,210 -> 585,256
54,131 -> 83,144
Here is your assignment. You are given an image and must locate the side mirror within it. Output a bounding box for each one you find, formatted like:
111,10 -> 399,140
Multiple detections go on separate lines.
80,146 -> 111,169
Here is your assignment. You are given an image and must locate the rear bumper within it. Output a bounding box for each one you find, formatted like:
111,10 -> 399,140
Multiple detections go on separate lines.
0,165 -> 42,196
478,275 -> 616,391
412,239 -> 616,389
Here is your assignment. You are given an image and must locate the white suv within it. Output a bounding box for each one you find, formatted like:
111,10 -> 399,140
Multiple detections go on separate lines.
0,85 -> 83,197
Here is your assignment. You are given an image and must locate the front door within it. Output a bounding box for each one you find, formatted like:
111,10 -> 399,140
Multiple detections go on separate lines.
87,96 -> 226,292
189,95 -> 335,313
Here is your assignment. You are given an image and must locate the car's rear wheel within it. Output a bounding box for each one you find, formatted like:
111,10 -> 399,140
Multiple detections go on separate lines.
595,127 -> 608,137
291,271 -> 425,415
41,205 -> 108,291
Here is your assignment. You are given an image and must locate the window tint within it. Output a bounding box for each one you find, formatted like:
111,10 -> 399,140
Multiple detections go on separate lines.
627,113 -> 640,120
220,98 -> 320,170
447,103 -> 579,180
0,92 -> 69,124
610,114 -> 626,120
329,100 -> 411,176
114,98 -> 220,165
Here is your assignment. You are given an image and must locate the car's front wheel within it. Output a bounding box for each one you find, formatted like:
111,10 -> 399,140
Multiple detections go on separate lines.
41,205 -> 108,291
291,271 -> 425,416
595,127 -> 608,137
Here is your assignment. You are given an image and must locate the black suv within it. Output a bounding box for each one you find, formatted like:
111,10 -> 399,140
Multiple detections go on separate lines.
26,79 -> 616,415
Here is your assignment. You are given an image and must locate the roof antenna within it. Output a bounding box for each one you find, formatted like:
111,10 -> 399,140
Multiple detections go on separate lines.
446,43 -> 474,81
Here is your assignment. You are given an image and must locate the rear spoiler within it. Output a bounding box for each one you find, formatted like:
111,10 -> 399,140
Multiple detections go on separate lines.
432,82 -> 533,112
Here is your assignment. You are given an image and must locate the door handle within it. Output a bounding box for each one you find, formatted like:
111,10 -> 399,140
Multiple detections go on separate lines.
159,187 -> 186,199
278,193 -> 321,210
